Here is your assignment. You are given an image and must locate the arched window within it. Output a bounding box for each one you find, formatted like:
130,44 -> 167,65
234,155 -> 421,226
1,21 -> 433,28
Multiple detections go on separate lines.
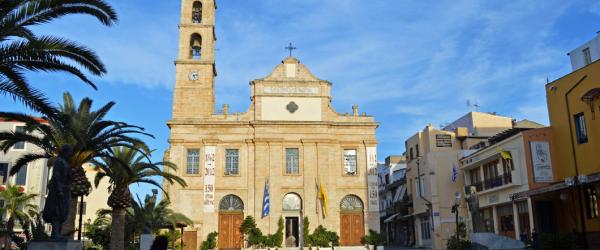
192,1 -> 202,23
219,194 -> 244,211
190,34 -> 202,59
340,195 -> 364,212
283,193 -> 302,211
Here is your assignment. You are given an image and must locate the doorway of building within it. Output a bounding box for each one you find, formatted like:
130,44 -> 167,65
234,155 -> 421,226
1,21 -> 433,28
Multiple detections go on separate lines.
285,217 -> 300,247
218,195 -> 244,250
497,204 -> 515,239
283,193 -> 303,247
536,200 -> 556,233
340,195 -> 365,246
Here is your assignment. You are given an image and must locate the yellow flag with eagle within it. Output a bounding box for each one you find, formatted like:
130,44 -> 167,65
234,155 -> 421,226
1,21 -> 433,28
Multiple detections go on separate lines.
319,179 -> 328,217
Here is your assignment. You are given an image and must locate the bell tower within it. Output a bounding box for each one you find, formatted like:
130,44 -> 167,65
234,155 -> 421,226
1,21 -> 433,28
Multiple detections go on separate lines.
172,0 -> 216,119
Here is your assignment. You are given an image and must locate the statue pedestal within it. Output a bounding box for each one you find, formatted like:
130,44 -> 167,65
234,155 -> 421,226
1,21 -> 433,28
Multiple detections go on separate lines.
140,234 -> 154,250
28,240 -> 83,250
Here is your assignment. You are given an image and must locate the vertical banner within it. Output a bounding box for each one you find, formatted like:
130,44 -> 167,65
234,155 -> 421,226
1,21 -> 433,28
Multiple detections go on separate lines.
366,147 -> 379,212
530,141 -> 553,183
204,146 -> 216,212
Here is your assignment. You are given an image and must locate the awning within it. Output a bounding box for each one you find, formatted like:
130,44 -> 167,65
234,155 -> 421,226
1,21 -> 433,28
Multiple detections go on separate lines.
510,172 -> 600,200
384,213 -> 401,223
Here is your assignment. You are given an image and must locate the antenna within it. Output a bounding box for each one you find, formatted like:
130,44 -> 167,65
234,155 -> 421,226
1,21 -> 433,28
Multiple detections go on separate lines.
467,99 -> 481,112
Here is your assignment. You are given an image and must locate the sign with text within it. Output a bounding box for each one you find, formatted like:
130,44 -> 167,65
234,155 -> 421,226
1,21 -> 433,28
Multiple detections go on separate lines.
366,147 -> 379,212
530,141 -> 553,183
436,134 -> 452,147
204,146 -> 216,212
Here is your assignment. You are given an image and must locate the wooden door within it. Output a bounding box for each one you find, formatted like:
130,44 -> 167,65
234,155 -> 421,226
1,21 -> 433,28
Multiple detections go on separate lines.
340,213 -> 365,246
183,231 -> 197,250
219,213 -> 243,249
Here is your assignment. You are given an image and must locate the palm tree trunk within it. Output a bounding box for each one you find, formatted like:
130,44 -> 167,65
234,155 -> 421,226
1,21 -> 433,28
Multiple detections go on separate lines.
4,217 -> 14,250
111,208 -> 126,250
61,198 -> 78,238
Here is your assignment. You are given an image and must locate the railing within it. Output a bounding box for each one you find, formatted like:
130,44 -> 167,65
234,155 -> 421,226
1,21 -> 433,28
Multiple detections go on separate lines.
483,173 -> 512,190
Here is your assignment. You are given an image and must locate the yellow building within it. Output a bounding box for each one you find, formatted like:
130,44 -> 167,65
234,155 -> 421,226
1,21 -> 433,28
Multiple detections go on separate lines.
535,56 -> 600,248
164,1 -> 380,249
76,164 -> 111,236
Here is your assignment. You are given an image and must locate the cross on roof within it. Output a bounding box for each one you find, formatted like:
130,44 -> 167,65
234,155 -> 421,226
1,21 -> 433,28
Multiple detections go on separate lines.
285,42 -> 297,57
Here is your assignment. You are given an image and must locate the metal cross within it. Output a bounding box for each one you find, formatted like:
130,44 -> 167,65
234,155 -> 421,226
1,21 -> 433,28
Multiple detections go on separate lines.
285,42 -> 297,57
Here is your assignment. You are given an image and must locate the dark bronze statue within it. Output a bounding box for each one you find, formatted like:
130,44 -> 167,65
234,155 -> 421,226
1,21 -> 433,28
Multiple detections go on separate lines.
42,144 -> 73,240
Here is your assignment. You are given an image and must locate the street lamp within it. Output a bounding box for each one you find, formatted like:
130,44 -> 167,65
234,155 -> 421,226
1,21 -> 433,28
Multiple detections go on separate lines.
451,192 -> 462,241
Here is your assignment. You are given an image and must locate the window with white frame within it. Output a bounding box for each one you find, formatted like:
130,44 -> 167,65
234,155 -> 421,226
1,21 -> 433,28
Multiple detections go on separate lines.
186,149 -> 200,175
0,163 -> 7,184
416,176 -> 425,197
225,149 -> 239,175
15,165 -> 27,186
420,216 -> 431,240
583,47 -> 592,65
13,126 -> 26,150
285,148 -> 299,174
343,149 -> 357,175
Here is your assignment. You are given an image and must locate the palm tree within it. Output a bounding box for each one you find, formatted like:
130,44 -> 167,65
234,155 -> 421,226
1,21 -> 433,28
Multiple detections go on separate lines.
0,0 -> 118,113
0,185 -> 38,250
0,92 -> 151,236
92,146 -> 187,250
130,194 -> 192,235
97,194 -> 192,249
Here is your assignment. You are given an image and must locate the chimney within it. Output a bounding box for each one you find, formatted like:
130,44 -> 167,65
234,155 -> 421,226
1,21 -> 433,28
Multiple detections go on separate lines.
352,105 -> 359,116
223,104 -> 229,117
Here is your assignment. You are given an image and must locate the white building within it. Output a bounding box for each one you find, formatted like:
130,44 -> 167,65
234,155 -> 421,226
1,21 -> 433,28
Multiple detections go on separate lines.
0,118 -> 50,217
568,32 -> 600,71
460,125 -> 543,242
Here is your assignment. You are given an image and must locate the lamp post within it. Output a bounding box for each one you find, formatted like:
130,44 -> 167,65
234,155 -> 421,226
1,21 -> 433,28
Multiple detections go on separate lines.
452,192 -> 462,241
77,195 -> 84,241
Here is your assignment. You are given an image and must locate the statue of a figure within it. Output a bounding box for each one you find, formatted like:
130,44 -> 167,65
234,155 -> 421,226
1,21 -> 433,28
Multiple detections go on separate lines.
42,145 -> 73,240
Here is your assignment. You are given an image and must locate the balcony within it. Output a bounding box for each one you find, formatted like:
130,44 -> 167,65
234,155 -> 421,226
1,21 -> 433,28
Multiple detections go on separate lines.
483,173 -> 512,190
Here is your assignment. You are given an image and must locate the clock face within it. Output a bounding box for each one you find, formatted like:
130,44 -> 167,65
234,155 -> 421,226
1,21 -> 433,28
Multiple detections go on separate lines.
189,70 -> 199,81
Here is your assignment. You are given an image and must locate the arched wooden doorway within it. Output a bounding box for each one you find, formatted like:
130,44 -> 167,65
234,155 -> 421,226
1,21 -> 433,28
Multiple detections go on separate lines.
282,193 -> 303,247
218,195 -> 244,250
340,195 -> 365,246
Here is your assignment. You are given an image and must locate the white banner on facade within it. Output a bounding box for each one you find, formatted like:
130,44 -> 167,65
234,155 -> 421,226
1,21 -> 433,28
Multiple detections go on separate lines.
204,146 -> 216,212
530,141 -> 553,183
366,147 -> 379,212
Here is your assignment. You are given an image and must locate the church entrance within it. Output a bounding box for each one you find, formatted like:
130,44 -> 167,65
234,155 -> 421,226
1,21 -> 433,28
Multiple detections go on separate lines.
283,193 -> 303,247
285,217 -> 300,247
340,195 -> 365,246
218,195 -> 244,250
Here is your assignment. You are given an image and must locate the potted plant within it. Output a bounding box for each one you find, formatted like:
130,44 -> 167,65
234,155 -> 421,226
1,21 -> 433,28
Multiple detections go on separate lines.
363,230 -> 386,250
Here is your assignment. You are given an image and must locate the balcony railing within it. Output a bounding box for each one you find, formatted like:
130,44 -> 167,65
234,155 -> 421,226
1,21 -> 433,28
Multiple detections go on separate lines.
483,173 -> 512,190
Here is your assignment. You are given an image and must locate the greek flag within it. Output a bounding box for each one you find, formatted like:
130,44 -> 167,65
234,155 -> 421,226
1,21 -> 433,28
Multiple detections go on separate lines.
262,177 -> 270,217
451,163 -> 458,183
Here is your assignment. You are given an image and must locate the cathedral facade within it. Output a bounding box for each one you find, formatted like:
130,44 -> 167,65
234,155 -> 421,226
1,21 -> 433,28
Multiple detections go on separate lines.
164,1 -> 380,248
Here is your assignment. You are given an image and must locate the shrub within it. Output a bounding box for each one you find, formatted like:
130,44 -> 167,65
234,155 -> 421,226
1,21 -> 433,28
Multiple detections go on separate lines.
200,231 -> 218,250
303,217 -> 311,246
363,229 -> 386,246
309,225 -> 339,247
446,222 -> 470,250
241,215 -> 284,248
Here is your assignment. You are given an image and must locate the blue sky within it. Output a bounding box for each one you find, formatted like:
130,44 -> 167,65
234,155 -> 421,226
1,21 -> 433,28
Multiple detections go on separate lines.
3,0 -> 600,197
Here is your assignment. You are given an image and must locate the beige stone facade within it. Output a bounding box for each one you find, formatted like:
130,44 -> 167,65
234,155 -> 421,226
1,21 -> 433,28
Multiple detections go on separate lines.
165,0 -> 379,248
404,112 -> 515,249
